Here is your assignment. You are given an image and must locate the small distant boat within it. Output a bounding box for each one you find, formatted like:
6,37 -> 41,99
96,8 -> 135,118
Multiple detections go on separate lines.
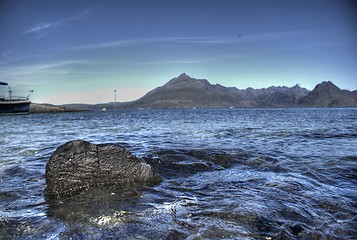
0,81 -> 33,115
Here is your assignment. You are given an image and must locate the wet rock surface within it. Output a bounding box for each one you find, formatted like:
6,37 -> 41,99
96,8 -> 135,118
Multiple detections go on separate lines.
45,140 -> 162,197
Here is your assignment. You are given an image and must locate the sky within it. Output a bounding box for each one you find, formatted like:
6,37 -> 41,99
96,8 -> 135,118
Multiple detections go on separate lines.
0,0 -> 356,104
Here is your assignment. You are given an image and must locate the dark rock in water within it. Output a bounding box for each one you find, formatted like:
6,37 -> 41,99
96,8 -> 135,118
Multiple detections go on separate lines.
45,140 -> 162,197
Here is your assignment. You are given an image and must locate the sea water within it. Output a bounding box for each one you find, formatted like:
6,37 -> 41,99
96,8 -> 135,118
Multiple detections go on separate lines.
0,108 -> 356,239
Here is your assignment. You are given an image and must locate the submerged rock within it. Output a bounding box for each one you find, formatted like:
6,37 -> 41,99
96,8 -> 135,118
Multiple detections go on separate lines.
45,140 -> 162,197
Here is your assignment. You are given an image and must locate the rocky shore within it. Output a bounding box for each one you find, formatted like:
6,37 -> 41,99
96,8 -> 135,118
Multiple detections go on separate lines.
30,103 -> 85,113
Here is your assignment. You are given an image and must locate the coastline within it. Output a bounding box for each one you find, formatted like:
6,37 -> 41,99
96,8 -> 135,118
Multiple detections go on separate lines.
29,103 -> 87,113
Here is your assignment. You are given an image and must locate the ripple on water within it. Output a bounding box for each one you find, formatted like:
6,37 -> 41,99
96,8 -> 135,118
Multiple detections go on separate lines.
1,109 -> 356,239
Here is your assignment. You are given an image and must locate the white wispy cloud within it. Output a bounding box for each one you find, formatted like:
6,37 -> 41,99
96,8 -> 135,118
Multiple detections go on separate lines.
1,50 -> 13,57
23,9 -> 91,39
71,37 -> 207,50
71,31 -> 305,50
137,59 -> 205,65
0,60 -> 97,84
73,36 -> 239,50
135,55 -> 249,65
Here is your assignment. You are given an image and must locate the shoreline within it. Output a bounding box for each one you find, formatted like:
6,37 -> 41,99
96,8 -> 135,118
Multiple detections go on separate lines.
29,103 -> 87,114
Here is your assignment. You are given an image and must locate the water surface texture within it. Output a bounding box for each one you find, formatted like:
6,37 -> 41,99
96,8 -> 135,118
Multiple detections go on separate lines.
1,109 -> 356,239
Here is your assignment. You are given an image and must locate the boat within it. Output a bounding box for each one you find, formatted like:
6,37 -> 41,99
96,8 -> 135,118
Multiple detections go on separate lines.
0,81 -> 33,115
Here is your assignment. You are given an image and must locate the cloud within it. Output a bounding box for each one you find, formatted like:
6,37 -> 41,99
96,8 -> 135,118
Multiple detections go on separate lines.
72,36 -> 243,50
71,31 -> 304,50
0,60 -> 97,85
135,55 -> 249,65
23,9 -> 91,39
137,59 -> 205,65
1,51 -> 13,57
71,37 -> 205,50
24,23 -> 59,38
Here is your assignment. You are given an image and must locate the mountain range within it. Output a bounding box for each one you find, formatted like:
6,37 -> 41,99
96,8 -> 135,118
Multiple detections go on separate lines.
61,73 -> 357,110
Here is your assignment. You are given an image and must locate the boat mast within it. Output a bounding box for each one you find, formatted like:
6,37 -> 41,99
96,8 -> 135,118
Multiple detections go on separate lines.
114,89 -> 117,111
27,90 -> 34,99
8,85 -> 12,100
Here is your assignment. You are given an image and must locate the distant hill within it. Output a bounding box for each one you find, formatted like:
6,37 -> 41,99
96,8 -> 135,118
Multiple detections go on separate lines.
30,103 -> 84,113
124,73 -> 242,108
298,81 -> 357,107
231,84 -> 310,107
59,103 -> 97,111
122,73 -> 310,108
61,73 -> 357,110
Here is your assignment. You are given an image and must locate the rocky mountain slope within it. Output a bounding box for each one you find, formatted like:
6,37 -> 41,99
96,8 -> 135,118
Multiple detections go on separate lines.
298,81 -> 357,107
123,73 -> 311,108
124,73 -> 242,108
62,73 -> 357,110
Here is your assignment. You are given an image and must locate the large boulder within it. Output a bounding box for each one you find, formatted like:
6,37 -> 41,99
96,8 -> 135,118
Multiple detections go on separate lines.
45,140 -> 162,197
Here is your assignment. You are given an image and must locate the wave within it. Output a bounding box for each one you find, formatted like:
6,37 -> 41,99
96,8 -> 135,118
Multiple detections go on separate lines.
301,132 -> 357,139
143,148 -> 287,179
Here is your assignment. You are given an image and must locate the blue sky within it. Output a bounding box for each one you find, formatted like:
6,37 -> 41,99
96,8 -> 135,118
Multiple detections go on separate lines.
0,0 -> 356,104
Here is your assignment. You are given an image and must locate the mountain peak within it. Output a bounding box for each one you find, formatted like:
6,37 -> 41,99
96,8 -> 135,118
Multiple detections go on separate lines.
163,73 -> 214,91
164,73 -> 195,87
176,73 -> 191,80
298,80 -> 357,107
314,81 -> 341,93
319,81 -> 336,86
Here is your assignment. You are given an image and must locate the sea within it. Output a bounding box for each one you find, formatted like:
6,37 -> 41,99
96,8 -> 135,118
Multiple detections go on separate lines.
0,108 -> 356,240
